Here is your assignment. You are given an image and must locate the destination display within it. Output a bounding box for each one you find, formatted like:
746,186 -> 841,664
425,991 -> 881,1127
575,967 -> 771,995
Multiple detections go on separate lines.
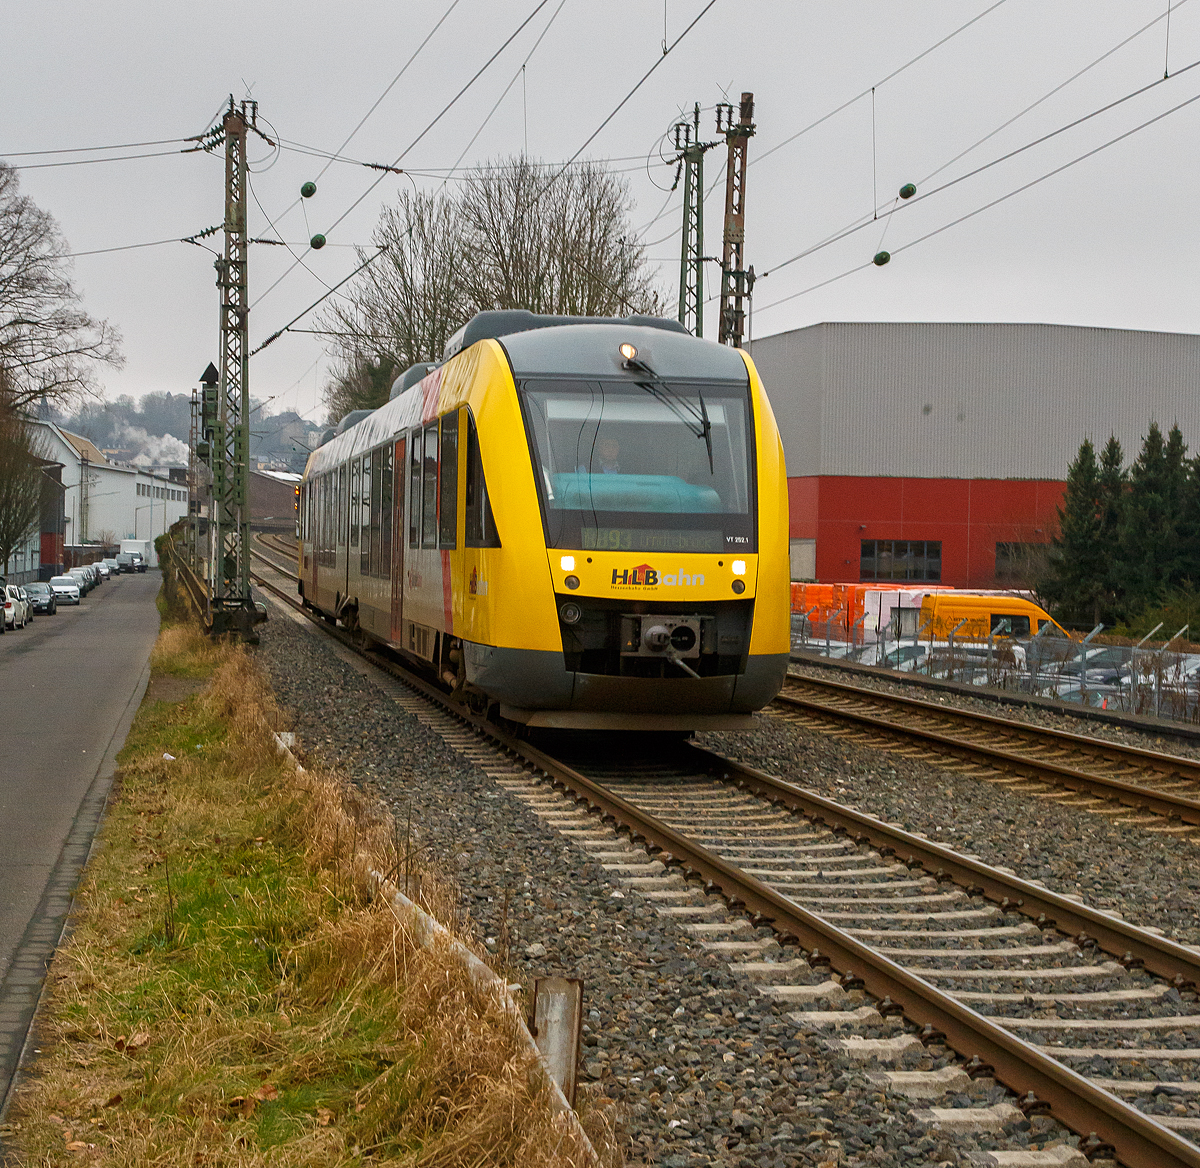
581,526 -> 724,553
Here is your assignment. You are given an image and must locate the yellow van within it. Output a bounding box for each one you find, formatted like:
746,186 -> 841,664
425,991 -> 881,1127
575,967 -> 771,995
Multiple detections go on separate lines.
918,593 -> 1066,641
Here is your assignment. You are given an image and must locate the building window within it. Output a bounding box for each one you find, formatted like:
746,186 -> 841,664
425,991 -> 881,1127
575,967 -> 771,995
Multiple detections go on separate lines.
860,539 -> 942,582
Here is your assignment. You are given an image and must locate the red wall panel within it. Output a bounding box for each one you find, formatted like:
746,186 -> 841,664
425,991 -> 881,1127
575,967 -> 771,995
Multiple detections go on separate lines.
796,476 -> 1065,588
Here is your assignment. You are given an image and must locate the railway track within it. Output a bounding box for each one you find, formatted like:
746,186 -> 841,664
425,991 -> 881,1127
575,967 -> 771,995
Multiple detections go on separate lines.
775,675 -> 1200,838
243,544 -> 1200,1165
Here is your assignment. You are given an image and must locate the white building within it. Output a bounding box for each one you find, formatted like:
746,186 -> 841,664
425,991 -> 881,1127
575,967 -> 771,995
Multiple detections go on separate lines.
33,423 -> 190,567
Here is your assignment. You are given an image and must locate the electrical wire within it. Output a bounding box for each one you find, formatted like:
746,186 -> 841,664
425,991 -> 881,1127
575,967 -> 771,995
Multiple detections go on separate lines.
752,83 -> 1200,317
250,248 -> 390,356
0,136 -> 195,157
549,0 -> 716,182
252,0 -> 556,310
5,147 -> 207,171
760,52 -> 1200,280
435,0 -> 572,193
754,0 -> 1012,170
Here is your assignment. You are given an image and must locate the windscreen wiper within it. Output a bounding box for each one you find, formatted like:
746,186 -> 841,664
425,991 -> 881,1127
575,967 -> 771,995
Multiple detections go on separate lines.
625,357 -> 716,475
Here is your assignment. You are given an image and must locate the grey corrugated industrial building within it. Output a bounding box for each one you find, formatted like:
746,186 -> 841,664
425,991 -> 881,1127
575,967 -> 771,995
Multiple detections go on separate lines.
747,322 -> 1200,586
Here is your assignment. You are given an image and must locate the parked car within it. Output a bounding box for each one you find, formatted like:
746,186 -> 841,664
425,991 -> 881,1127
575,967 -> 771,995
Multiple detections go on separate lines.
82,564 -> 101,587
94,562 -> 110,581
4,584 -> 31,629
49,575 -> 81,605
67,568 -> 92,595
24,581 -> 57,615
114,553 -> 138,574
102,557 -> 122,575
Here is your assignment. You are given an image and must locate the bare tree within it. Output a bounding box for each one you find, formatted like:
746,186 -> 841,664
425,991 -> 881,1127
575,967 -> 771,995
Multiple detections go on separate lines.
319,157 -> 664,423
0,400 -> 48,573
0,162 -> 123,410
459,158 -> 663,317
320,190 -> 470,420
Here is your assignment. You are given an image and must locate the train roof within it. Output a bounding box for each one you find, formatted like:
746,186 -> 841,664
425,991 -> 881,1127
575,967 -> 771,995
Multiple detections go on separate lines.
305,316 -> 750,478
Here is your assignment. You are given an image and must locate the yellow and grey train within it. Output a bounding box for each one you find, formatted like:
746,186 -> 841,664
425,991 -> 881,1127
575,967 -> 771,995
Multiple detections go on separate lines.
297,310 -> 790,731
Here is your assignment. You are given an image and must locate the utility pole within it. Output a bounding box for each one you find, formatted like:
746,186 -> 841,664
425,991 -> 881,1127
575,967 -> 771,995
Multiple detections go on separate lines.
207,97 -> 270,639
717,92 -> 756,348
673,104 -> 709,337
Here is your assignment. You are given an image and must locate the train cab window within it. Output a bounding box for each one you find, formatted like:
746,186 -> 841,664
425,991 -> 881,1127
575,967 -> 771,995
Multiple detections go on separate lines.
350,459 -> 361,549
379,445 -> 393,576
438,412 -> 458,548
408,434 -> 421,548
421,423 -> 439,548
465,410 -> 500,548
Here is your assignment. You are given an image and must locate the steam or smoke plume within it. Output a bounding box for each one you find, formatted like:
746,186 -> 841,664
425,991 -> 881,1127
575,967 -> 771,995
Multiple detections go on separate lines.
117,424 -> 189,466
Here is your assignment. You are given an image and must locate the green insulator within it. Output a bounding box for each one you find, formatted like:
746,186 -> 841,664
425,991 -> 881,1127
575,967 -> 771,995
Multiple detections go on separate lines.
310,234 -> 327,250
873,250 -> 891,267
300,181 -> 317,199
899,183 -> 916,200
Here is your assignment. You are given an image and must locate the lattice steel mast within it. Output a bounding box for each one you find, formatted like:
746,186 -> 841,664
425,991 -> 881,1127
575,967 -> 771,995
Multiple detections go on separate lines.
207,97 -> 271,637
673,104 -> 708,337
717,93 -> 756,348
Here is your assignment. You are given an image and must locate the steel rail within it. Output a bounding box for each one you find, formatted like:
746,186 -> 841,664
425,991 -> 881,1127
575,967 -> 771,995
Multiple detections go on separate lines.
785,674 -> 1200,780
243,560 -> 1200,1165
685,745 -> 1200,991
777,678 -> 1200,827
508,740 -> 1200,1168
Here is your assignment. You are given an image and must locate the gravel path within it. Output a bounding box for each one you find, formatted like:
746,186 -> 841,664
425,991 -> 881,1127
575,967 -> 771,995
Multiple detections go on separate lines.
699,708 -> 1200,949
252,609 -> 1093,1168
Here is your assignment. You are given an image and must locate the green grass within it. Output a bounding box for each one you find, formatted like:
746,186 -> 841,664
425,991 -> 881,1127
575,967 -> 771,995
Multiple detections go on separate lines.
4,624 -> 606,1168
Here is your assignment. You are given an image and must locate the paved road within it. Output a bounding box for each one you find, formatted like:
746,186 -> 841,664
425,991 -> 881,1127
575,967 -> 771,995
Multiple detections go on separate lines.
0,571 -> 160,1116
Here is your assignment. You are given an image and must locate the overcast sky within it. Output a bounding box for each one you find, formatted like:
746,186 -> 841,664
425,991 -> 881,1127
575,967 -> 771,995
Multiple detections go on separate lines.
6,1 -> 1200,425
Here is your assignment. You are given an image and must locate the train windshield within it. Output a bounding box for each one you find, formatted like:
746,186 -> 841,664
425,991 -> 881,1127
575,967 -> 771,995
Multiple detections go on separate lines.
519,378 -> 756,553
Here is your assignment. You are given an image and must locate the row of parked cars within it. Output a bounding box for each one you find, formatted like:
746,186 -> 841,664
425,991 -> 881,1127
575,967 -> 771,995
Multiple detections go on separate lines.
3,551 -> 145,631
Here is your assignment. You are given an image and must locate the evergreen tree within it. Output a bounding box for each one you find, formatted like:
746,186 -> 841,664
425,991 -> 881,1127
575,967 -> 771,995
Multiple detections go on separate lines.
1164,422 -> 1190,587
1040,438 -> 1106,623
1180,455 -> 1200,584
1118,422 -> 1180,606
1097,434 -> 1126,619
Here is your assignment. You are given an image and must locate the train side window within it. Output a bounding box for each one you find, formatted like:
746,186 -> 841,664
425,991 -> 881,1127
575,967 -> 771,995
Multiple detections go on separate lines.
357,452 -> 370,575
349,459 -> 360,549
380,445 -> 393,576
338,464 -> 348,546
370,446 -> 383,575
439,411 -> 458,548
464,410 -> 501,548
422,422 -> 439,548
409,432 -> 421,548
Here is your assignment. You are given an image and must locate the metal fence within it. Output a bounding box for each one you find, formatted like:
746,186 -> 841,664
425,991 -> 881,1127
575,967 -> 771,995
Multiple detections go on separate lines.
791,611 -> 1200,724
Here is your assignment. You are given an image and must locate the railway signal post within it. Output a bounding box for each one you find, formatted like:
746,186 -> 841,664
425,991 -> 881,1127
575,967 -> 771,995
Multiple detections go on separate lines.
673,104 -> 714,337
717,93 -> 756,348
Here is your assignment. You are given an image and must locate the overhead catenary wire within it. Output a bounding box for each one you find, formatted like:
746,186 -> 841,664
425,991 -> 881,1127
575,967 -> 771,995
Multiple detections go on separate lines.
632,0 -> 1014,247
252,0 -> 557,310
759,51 -> 1200,281
435,0 -> 572,194
752,82 -> 1200,317
248,0 -> 467,249
250,247 -> 390,356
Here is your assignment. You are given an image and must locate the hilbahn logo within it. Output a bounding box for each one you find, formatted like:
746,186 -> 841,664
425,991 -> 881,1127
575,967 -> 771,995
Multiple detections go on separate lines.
611,563 -> 705,588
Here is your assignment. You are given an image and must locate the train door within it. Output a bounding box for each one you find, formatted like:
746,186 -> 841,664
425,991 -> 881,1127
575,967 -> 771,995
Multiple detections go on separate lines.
309,481 -> 318,597
390,436 -> 406,642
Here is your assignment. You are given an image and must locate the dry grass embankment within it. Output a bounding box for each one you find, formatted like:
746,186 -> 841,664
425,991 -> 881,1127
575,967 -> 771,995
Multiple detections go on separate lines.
5,622 -> 617,1167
